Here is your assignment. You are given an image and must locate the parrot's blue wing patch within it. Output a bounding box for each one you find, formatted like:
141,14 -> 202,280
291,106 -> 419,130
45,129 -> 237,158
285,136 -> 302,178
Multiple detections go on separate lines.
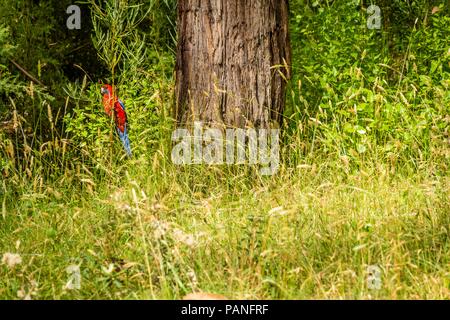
116,99 -> 131,157
117,125 -> 132,157
118,99 -> 126,111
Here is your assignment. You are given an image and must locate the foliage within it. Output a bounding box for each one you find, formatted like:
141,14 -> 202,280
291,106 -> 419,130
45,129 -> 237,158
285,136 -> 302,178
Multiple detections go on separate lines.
286,0 -> 449,173
65,0 -> 175,162
0,25 -> 25,98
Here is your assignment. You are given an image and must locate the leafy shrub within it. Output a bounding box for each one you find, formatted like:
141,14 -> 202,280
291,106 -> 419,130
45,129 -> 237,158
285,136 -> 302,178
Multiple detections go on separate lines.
286,0 -> 449,171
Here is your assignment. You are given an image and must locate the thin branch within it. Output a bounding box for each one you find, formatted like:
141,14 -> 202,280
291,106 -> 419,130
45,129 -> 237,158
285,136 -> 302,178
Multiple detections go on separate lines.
9,59 -> 46,88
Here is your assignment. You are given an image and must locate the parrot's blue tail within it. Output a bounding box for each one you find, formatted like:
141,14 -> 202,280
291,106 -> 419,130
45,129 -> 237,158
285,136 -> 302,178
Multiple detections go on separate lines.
117,126 -> 132,157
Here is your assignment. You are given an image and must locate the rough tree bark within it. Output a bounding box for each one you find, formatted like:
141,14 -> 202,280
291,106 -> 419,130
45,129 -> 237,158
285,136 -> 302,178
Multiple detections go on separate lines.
175,0 -> 291,129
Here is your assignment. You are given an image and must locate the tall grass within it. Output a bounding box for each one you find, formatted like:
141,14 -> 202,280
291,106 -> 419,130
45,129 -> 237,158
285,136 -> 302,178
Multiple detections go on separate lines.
1,135 -> 449,299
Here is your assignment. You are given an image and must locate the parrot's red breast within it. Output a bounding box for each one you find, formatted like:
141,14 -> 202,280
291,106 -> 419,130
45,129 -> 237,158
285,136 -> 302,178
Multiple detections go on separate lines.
101,84 -> 115,117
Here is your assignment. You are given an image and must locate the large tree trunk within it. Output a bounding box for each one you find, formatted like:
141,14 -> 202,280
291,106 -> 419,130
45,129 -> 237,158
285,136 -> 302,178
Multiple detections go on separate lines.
175,0 -> 291,129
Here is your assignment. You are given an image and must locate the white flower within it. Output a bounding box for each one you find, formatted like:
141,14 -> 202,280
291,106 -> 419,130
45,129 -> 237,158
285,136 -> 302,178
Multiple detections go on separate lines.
102,263 -> 115,274
367,265 -> 382,290
2,253 -> 22,269
151,220 -> 171,239
268,206 -> 289,216
64,265 -> 81,290
172,228 -> 197,247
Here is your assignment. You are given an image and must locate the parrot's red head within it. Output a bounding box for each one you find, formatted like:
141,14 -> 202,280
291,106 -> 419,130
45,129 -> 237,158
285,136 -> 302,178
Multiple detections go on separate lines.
100,84 -> 114,97
101,84 -> 115,116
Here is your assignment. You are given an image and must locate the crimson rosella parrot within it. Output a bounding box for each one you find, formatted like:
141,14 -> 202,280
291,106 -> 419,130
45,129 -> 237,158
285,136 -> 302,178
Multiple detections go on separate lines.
100,84 -> 132,157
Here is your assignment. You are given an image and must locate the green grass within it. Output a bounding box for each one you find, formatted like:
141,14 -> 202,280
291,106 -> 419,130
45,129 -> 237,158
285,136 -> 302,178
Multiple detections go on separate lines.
1,147 -> 448,299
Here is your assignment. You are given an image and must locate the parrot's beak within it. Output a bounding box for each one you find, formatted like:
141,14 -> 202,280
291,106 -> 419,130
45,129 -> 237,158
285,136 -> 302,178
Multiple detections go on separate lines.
101,87 -> 107,95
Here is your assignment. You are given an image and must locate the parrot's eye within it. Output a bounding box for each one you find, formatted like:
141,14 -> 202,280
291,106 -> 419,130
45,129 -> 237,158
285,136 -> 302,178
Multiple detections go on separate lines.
101,87 -> 108,95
